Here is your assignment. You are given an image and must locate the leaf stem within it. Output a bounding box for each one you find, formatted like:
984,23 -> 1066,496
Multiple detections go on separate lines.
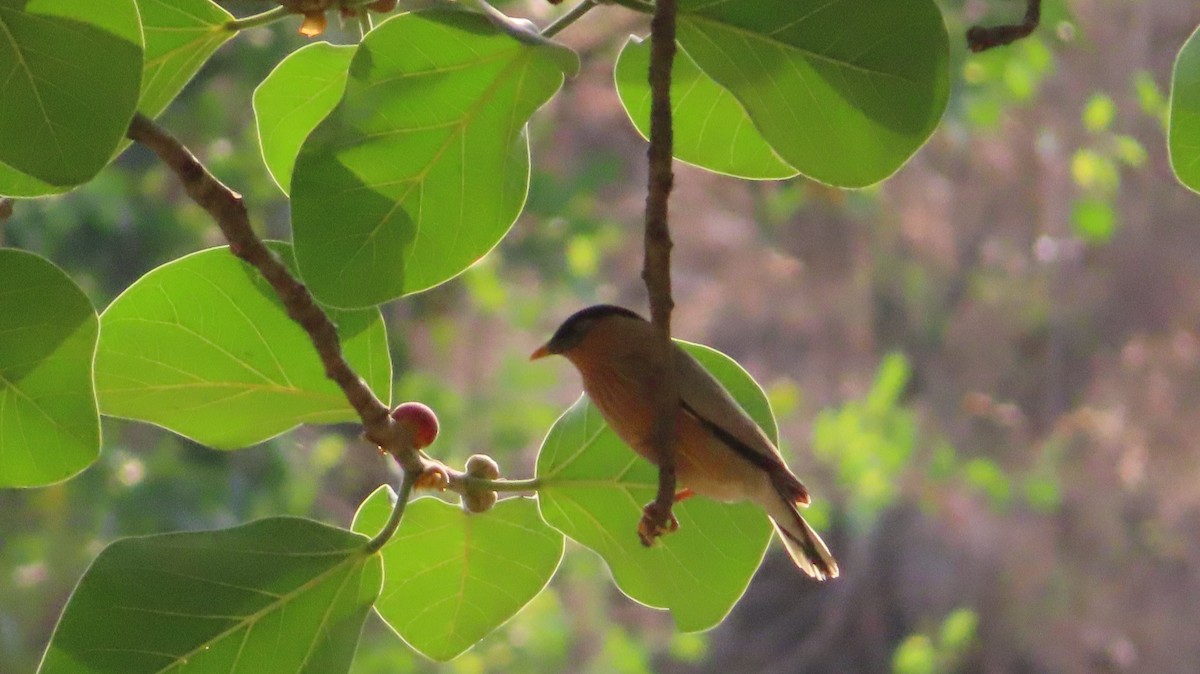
468,476 -> 543,492
224,6 -> 290,32
366,469 -> 417,553
542,0 -> 597,38
357,9 -> 373,38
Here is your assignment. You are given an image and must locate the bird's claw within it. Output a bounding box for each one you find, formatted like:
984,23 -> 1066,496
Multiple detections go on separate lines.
637,501 -> 679,547
413,464 -> 450,491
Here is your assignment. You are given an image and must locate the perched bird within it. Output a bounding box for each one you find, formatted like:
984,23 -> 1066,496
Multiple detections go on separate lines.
531,304 -> 838,580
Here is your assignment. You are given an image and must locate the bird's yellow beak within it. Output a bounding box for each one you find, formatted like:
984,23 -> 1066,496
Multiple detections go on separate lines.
529,344 -> 551,361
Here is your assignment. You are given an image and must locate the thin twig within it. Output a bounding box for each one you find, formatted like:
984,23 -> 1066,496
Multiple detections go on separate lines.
365,469 -> 417,553
125,113 -> 426,471
966,0 -> 1041,52
542,0 -> 597,38
639,0 -> 679,547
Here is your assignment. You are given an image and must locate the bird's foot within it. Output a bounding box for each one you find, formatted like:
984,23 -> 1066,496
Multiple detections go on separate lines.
638,500 -> 679,547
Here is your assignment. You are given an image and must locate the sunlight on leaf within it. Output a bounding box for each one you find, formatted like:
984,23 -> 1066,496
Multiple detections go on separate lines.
1169,24 -> 1200,193
614,35 -> 796,180
352,489 -> 564,661
674,0 -> 949,187
0,250 -> 99,487
95,244 -> 391,448
0,0 -> 143,193
291,11 -> 578,307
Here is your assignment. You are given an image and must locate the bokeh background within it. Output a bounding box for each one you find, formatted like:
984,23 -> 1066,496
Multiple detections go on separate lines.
4,0 -> 1200,672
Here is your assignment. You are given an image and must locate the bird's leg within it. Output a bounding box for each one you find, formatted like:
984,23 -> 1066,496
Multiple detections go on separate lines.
637,489 -> 693,546
638,500 -> 678,546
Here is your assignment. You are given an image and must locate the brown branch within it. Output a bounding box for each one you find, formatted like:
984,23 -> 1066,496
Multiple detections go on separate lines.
125,113 -> 430,474
638,0 -> 679,547
966,0 -> 1041,52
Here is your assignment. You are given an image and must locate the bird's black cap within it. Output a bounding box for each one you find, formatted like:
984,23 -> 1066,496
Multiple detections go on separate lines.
546,304 -> 644,353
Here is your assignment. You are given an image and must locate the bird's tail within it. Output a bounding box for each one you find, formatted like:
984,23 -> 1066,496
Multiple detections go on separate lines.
766,478 -> 839,581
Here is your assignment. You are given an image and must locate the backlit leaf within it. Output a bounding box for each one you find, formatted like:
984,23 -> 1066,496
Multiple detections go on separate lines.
0,249 -> 99,487
291,11 -> 578,307
95,244 -> 391,448
353,489 -> 563,661
38,518 -> 381,674
0,0 -> 143,192
675,0 -> 949,187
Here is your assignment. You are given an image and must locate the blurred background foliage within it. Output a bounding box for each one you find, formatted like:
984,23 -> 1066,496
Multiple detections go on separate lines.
4,0 -> 1200,672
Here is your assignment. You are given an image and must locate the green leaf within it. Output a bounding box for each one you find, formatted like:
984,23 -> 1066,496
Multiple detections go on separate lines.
535,342 -> 774,632
291,11 -> 578,308
614,35 -> 796,180
675,0 -> 949,188
0,160 -> 67,198
38,517 -> 381,674
254,42 -> 355,194
1169,23 -> 1200,193
95,244 -> 391,449
136,0 -> 235,118
0,249 -> 99,487
352,489 -> 564,661
0,0 -> 143,190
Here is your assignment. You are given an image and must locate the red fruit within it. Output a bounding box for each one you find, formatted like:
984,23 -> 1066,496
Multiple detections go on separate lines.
369,0 -> 398,12
390,402 -> 439,449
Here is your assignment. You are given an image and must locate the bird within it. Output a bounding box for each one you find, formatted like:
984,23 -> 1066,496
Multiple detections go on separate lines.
531,304 -> 838,580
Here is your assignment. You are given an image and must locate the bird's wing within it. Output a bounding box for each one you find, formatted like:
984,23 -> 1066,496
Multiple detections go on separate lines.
672,346 -> 811,504
672,346 -> 784,466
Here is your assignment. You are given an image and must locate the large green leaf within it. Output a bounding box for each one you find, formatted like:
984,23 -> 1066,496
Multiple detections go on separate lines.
95,244 -> 391,449
676,0 -> 949,188
352,489 -> 564,661
137,0 -> 235,118
615,35 -> 796,180
0,160 -> 66,198
291,10 -> 579,308
254,42 -> 355,194
0,249 -> 99,487
0,0 -> 143,191
38,517 -> 381,674
536,342 -> 774,632
1169,23 -> 1200,193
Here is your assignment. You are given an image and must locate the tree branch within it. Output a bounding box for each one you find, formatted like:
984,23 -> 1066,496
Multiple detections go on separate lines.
966,0 -> 1041,52
638,0 -> 679,547
125,113 -> 428,472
